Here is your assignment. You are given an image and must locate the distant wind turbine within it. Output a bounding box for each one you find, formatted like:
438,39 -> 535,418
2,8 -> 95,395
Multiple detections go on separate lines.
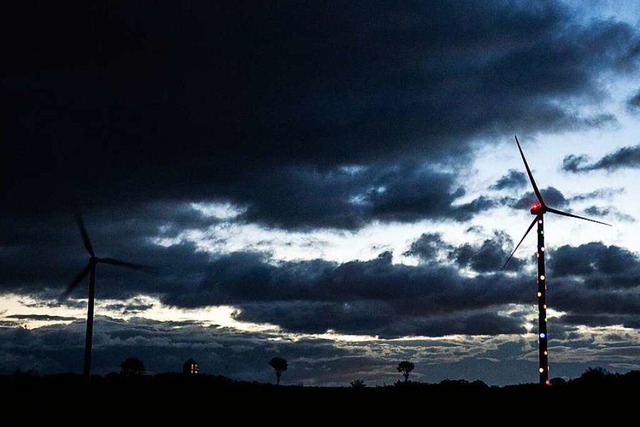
503,135 -> 611,385
61,210 -> 153,383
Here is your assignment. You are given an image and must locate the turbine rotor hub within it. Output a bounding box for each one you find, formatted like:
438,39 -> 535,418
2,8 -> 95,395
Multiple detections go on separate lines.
530,201 -> 544,215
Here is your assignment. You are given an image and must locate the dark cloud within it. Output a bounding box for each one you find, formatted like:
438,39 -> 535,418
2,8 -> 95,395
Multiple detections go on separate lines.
562,154 -> 589,172
5,314 -> 78,322
560,313 -> 640,329
404,233 -> 453,262
549,242 -> 640,288
3,1 -> 639,226
234,303 -> 525,337
627,89 -> 640,113
161,249 -> 535,337
551,282 -> 640,322
165,251 -> 528,308
562,154 -> 591,173
450,231 -> 524,272
104,300 -> 154,314
569,187 -> 624,202
491,170 -> 527,190
235,163 -> 496,230
584,206 -> 635,222
360,166 -> 497,224
562,145 -> 640,173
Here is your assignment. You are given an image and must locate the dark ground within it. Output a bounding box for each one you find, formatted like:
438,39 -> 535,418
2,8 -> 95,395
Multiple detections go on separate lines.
3,368 -> 638,413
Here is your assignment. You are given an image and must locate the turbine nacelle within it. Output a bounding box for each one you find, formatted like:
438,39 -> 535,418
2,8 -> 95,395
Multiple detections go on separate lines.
530,201 -> 544,215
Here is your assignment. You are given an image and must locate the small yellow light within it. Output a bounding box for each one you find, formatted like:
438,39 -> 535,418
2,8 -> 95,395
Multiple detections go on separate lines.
538,220 -> 542,224
544,351 -> 548,356
537,292 -> 542,297
539,368 -> 544,373
543,304 -> 547,309
541,247 -> 545,251
540,275 -> 545,281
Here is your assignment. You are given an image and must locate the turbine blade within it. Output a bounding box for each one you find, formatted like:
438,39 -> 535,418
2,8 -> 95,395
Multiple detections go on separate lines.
546,207 -> 612,226
515,135 -> 545,206
99,258 -> 156,274
74,209 -> 95,257
503,217 -> 538,269
60,264 -> 91,299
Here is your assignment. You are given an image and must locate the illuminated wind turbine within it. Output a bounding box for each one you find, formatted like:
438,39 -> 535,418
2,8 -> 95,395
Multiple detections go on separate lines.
61,210 -> 152,382
503,135 -> 610,385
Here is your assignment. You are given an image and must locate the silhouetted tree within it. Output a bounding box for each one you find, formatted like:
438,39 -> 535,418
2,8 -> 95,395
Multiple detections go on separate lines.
397,361 -> 414,382
120,357 -> 145,377
350,379 -> 366,388
577,366 -> 611,385
269,357 -> 288,385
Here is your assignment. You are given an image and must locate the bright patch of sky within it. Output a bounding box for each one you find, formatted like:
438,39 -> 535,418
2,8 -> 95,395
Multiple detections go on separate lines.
564,0 -> 640,26
155,217 -> 469,265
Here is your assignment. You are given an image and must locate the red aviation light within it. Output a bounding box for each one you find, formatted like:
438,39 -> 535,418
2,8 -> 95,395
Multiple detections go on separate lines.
530,201 -> 543,214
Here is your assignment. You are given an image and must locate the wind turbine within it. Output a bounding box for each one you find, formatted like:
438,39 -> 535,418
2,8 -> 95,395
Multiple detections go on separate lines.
61,210 -> 152,383
503,135 -> 610,385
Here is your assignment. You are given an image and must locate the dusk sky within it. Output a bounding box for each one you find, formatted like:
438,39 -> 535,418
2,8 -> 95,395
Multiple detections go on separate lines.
3,1 -> 640,386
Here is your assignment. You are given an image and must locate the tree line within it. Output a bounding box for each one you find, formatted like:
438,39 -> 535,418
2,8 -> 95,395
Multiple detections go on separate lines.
118,356 -> 415,386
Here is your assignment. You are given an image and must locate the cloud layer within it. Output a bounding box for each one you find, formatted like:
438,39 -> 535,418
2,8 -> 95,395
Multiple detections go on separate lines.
562,145 -> 640,173
4,1 -> 639,227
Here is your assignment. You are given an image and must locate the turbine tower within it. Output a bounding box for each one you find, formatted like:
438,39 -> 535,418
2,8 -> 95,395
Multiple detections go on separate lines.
61,210 -> 152,383
504,136 -> 610,385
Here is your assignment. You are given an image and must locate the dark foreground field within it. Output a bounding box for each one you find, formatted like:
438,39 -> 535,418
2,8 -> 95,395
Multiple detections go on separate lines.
2,378 -> 636,423
3,368 -> 639,412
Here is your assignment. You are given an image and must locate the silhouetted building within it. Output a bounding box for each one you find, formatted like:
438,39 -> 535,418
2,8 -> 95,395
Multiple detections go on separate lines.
183,358 -> 199,375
